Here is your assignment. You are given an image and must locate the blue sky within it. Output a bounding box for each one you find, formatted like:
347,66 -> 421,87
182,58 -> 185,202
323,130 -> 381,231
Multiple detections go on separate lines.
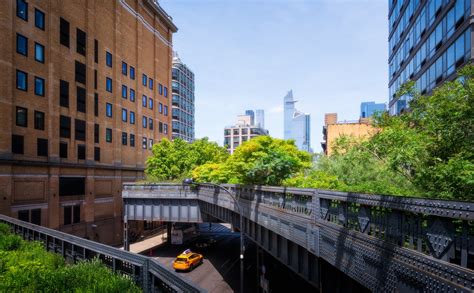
160,0 -> 389,152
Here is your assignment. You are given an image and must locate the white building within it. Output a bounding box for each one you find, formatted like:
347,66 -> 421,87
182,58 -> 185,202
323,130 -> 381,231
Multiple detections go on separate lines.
224,114 -> 269,154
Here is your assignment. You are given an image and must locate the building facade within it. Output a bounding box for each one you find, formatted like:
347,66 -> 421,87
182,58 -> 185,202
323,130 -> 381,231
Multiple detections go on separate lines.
0,0 -> 177,244
245,110 -> 255,126
360,101 -> 386,118
255,109 -> 265,129
171,52 -> 195,142
283,90 -> 312,152
388,0 -> 472,115
224,114 -> 269,154
321,113 -> 377,156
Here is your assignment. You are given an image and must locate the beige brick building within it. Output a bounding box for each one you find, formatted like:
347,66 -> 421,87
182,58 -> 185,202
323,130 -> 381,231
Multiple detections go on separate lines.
321,113 -> 377,156
0,0 -> 177,244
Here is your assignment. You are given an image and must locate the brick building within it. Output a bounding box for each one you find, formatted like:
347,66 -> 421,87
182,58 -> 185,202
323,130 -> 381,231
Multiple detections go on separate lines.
0,0 -> 177,244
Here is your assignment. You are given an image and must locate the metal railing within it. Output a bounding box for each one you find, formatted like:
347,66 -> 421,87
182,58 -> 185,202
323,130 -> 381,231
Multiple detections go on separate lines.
0,214 -> 205,293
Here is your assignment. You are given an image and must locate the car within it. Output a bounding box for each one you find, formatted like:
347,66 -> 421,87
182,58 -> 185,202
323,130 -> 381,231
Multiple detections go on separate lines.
172,249 -> 203,271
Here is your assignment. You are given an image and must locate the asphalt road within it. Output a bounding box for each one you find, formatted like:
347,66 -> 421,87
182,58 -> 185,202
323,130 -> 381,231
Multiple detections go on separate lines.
147,223 -> 318,292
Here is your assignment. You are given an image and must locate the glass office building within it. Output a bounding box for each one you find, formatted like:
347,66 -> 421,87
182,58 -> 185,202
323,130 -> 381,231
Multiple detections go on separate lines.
388,0 -> 472,115
172,53 -> 195,142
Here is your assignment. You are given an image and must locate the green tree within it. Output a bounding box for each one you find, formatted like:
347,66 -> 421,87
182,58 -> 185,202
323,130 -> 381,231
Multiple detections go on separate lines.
145,138 -> 228,181
193,136 -> 312,185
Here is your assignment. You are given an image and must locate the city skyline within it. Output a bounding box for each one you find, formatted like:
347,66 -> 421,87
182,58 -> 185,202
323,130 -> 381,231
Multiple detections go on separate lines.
160,0 -> 388,152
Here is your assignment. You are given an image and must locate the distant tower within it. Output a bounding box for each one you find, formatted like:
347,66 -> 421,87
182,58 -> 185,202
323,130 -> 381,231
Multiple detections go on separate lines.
283,90 -> 312,152
255,109 -> 265,129
245,110 -> 255,125
360,101 -> 386,118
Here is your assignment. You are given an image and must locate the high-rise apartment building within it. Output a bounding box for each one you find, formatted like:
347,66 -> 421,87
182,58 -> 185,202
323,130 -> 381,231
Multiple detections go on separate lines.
224,114 -> 269,154
0,0 -> 177,244
388,0 -> 472,115
255,109 -> 265,129
283,90 -> 312,152
360,101 -> 386,118
171,53 -> 195,142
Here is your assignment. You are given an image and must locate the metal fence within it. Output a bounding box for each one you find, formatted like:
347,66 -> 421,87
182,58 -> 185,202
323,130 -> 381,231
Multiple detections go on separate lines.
0,214 -> 205,293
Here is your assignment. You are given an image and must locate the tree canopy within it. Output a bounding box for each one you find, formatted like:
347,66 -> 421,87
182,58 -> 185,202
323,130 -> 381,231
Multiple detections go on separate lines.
145,138 -> 229,181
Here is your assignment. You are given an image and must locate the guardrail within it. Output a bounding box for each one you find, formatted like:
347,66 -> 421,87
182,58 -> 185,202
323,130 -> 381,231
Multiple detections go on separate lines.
0,214 -> 205,293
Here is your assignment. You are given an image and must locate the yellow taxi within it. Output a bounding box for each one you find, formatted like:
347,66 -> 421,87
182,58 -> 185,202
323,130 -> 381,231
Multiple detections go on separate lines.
172,249 -> 203,271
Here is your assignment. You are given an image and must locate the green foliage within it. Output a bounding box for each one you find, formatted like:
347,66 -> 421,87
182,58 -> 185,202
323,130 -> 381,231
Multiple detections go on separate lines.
193,136 -> 312,186
287,65 -> 474,199
145,137 -> 229,181
0,224 -> 140,292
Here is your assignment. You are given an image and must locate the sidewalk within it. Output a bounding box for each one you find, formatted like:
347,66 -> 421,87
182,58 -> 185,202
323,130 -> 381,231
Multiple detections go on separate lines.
121,230 -> 167,254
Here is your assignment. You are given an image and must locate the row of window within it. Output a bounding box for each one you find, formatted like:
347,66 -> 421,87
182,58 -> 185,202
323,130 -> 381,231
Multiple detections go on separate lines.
390,0 -> 470,79
16,33 -> 44,62
172,66 -> 195,92
16,70 -> 44,96
172,121 -> 194,139
16,0 -> 45,30
389,27 -> 470,100
15,107 -> 44,130
172,81 -> 195,102
120,133 -> 155,150
172,95 -> 195,114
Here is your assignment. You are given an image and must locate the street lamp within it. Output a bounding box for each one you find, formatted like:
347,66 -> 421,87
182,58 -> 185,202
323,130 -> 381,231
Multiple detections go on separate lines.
183,178 -> 245,293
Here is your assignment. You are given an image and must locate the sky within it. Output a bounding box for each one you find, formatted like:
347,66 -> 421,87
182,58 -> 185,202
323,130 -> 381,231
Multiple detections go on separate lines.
160,0 -> 389,152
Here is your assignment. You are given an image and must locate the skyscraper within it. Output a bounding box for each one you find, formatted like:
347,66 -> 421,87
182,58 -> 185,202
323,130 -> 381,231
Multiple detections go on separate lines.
255,109 -> 265,129
0,0 -> 177,244
360,102 -> 386,118
283,90 -> 312,152
172,53 -> 195,142
388,0 -> 472,115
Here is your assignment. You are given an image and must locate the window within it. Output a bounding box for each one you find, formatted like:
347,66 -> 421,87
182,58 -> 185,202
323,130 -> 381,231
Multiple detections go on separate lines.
94,93 -> 98,116
159,84 -> 163,95
16,34 -> 28,56
94,147 -> 100,161
130,111 -> 135,124
94,39 -> 98,63
37,138 -> 48,157
75,61 -> 86,84
130,89 -> 135,102
149,118 -> 153,130
164,105 -> 168,116
142,74 -> 147,86
149,78 -> 153,89
130,134 -> 135,147
106,51 -> 112,67
77,144 -> 86,160
159,103 -> 163,113
34,9 -> 46,30
142,137 -> 147,149
76,86 -> 86,113
76,28 -> 86,56
35,42 -> 44,63
17,0 -> 28,21
12,135 -> 24,154
94,70 -> 97,90
142,116 -> 147,128
122,132 -> 127,145
122,108 -> 127,122
142,95 -> 147,107
106,128 -> 112,142
16,70 -> 27,91
34,76 -> 45,96
121,85 -> 127,99
59,177 -> 85,196
94,124 -> 99,143
149,139 -> 154,149
149,98 -> 153,109
64,204 -> 81,225
31,209 -> 41,225
106,103 -> 112,117
122,62 -> 127,76
60,80 -> 69,107
34,111 -> 45,130
75,119 -> 86,141
106,77 -> 112,92
60,142 -> 68,158
159,122 -> 163,133
16,107 -> 27,127
60,17 -> 70,47
164,123 -> 168,134
60,115 -> 71,138
164,87 -> 168,97
130,66 -> 135,80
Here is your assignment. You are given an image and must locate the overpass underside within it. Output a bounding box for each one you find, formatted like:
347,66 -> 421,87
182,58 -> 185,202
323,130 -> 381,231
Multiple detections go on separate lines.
123,184 -> 474,292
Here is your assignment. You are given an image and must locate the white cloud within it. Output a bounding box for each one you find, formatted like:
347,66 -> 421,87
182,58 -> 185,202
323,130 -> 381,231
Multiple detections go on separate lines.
269,105 -> 283,113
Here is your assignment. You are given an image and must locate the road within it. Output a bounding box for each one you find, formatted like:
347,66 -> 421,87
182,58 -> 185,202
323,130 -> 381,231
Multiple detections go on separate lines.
148,223 -> 317,292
